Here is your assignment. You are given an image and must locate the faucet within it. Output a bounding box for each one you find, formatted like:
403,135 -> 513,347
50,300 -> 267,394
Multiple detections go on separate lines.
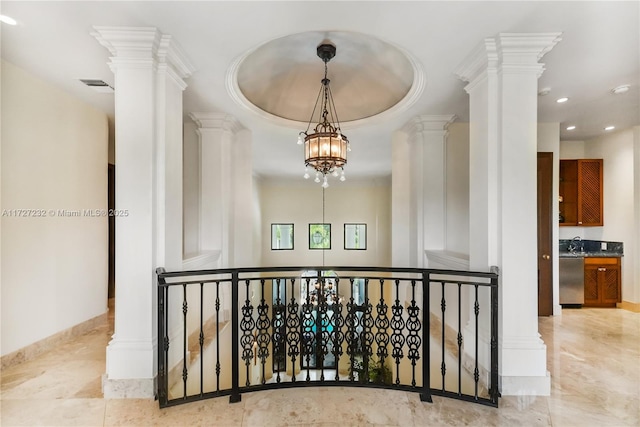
568,236 -> 582,253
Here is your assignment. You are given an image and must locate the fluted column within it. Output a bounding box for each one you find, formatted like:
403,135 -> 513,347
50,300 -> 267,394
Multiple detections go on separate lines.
92,26 -> 194,397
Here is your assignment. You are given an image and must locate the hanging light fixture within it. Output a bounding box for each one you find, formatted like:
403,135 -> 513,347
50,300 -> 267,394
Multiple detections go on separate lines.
298,42 -> 350,188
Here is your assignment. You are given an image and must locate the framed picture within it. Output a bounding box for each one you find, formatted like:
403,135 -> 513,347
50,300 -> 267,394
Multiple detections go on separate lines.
271,223 -> 294,250
344,223 -> 367,250
309,223 -> 331,250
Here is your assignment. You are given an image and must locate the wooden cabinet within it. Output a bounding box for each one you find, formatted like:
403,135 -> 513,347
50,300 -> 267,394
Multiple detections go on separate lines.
559,159 -> 603,226
584,257 -> 621,307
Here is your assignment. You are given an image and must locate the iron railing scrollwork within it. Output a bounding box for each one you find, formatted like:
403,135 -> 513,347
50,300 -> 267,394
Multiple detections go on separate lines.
156,266 -> 499,409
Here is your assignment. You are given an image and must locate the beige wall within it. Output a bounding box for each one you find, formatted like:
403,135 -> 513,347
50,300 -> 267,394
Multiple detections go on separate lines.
259,182 -> 391,268
1,60 -> 109,355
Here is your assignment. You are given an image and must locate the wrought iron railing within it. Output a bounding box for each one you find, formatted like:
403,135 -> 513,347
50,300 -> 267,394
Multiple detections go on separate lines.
156,266 -> 499,408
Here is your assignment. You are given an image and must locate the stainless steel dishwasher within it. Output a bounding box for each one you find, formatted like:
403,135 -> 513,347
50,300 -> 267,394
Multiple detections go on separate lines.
559,257 -> 584,305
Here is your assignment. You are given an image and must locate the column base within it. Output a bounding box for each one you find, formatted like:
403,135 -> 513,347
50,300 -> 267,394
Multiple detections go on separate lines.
500,337 -> 550,396
104,338 -> 156,398
499,372 -> 550,396
102,375 -> 156,398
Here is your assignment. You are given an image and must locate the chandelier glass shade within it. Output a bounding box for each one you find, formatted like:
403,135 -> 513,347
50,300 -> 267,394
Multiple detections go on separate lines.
298,42 -> 349,188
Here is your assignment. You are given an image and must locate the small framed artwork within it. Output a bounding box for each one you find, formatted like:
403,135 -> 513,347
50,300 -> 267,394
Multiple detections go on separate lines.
344,223 -> 367,250
309,223 -> 331,250
271,223 -> 294,250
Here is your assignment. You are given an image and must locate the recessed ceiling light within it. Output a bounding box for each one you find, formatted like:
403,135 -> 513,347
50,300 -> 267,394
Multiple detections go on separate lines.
538,87 -> 551,96
611,85 -> 630,95
0,14 -> 17,25
604,126 -> 615,131
566,125 -> 576,130
556,97 -> 569,103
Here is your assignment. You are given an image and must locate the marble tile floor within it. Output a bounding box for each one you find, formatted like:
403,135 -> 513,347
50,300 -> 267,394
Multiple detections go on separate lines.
1,307 -> 638,426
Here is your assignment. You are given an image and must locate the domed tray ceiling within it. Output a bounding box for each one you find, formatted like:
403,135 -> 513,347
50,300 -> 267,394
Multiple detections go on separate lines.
236,31 -> 415,123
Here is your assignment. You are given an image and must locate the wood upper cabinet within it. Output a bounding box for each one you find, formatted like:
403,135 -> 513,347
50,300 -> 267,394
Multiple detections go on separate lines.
584,257 -> 621,307
559,159 -> 603,226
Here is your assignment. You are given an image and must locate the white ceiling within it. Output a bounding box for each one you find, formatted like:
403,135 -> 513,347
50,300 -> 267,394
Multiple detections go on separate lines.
2,1 -> 638,182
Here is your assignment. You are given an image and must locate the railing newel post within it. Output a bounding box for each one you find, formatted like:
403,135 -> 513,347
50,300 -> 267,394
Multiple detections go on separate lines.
230,270 -> 241,403
156,267 -> 167,406
420,270 -> 432,402
490,268 -> 500,406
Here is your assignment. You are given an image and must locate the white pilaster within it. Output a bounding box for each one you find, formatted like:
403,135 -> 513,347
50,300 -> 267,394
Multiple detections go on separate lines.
405,115 -> 457,266
189,113 -> 246,268
92,26 -> 194,398
456,33 -> 562,395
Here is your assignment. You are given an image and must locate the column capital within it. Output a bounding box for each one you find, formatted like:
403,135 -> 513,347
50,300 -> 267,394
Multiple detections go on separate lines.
189,112 -> 244,134
454,37 -> 499,85
401,114 -> 457,136
92,26 -> 194,84
455,33 -> 562,86
497,33 -> 563,63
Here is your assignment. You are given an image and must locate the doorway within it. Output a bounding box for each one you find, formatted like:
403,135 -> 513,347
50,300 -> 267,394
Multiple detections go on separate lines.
537,152 -> 553,316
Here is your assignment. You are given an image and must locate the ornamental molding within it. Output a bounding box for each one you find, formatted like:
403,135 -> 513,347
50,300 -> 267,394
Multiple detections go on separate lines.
454,37 -> 498,84
401,114 -> 457,135
455,33 -> 562,85
189,112 -> 244,134
92,26 -> 194,82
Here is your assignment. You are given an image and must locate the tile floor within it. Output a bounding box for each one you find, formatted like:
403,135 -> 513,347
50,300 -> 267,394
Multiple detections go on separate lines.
1,307 -> 638,426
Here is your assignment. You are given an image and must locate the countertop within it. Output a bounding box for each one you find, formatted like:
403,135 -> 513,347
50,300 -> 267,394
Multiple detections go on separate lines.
559,251 -> 623,258
558,239 -> 623,258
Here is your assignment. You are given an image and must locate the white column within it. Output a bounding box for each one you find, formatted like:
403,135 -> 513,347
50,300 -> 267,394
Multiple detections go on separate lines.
189,113 -> 250,269
92,27 -> 194,398
456,33 -> 562,395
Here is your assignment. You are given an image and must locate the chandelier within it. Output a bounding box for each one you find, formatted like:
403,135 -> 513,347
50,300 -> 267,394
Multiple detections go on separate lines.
297,42 -> 350,188
308,276 -> 342,306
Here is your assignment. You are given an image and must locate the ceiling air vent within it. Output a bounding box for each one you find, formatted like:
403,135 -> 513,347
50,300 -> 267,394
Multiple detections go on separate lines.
80,79 -> 114,93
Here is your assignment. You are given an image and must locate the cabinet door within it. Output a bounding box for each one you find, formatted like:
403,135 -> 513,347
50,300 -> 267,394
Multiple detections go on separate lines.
577,159 -> 603,226
560,159 -> 603,226
559,160 -> 578,225
584,265 -> 600,304
601,267 -> 621,304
